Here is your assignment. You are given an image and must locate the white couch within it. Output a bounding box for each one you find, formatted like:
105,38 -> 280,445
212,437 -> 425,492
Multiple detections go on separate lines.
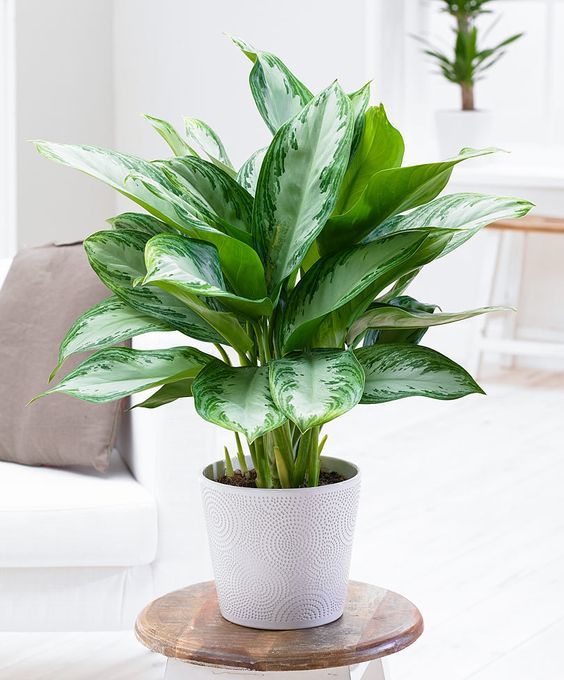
0,258 -> 219,632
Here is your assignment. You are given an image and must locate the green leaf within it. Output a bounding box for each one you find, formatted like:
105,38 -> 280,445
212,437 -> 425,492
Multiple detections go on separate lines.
349,299 -> 507,346
127,172 -> 267,300
361,296 -> 439,348
253,82 -> 353,293
320,147 -> 499,255
363,192 -> 534,255
133,379 -> 194,409
334,104 -> 405,216
192,362 -> 286,441
236,147 -> 267,196
37,346 -> 213,404
278,228 -> 453,354
269,349 -> 365,431
84,229 -> 225,344
143,114 -> 196,157
348,82 -> 371,156
183,118 -> 235,175
231,36 -> 313,134
54,295 -> 172,378
161,156 -> 253,240
143,233 -> 272,318
355,344 -> 484,403
108,212 -> 176,237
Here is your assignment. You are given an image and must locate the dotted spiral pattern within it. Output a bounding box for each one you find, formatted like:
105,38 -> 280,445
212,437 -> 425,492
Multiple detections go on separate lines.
201,474 -> 360,630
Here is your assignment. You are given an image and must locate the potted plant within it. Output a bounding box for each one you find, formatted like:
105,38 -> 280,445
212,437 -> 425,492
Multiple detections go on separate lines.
418,0 -> 523,157
33,37 -> 531,630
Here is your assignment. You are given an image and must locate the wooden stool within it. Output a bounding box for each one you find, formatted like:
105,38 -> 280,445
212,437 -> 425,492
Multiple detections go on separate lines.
470,214 -> 564,374
135,581 -> 423,680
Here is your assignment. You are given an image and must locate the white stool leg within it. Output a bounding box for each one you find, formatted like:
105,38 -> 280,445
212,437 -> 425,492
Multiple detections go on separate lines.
468,229 -> 503,376
164,661 -> 356,680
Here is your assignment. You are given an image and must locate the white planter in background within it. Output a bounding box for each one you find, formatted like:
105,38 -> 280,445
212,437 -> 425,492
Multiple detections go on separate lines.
201,455 -> 360,630
436,110 -> 494,158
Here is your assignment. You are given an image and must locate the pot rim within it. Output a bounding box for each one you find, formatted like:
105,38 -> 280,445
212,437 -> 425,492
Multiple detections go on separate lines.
201,454 -> 360,495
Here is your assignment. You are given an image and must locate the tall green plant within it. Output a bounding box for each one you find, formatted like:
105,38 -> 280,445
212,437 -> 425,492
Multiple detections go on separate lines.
33,37 -> 532,488
419,0 -> 523,110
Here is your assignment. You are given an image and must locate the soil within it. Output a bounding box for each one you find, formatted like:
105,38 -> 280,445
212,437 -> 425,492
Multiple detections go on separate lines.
217,468 -> 346,488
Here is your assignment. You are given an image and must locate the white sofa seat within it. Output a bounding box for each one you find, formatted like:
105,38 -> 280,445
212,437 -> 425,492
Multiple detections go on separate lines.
0,453 -> 157,568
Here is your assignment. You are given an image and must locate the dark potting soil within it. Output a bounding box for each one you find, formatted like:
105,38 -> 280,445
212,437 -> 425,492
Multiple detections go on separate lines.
217,468 -> 346,487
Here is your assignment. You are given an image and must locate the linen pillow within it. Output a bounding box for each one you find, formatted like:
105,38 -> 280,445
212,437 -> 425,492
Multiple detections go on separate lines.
0,243 -> 123,472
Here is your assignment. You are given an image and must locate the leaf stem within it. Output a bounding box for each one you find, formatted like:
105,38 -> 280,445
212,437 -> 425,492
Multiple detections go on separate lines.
214,344 -> 232,365
234,432 -> 248,473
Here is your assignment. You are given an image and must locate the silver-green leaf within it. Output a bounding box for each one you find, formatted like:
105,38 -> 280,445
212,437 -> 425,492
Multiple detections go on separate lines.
269,349 -> 365,431
36,346 -> 213,404
143,234 -> 272,318
144,114 -> 196,157
348,303 -> 508,346
355,344 -> 484,403
253,82 -> 353,292
363,192 -> 535,255
84,229 -> 224,344
192,362 -> 286,441
54,295 -> 172,378
236,147 -> 267,196
183,118 -> 235,175
232,36 -> 313,134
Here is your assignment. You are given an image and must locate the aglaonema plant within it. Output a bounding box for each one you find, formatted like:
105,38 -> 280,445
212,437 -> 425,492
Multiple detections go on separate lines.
33,36 -> 532,489
418,0 -> 523,110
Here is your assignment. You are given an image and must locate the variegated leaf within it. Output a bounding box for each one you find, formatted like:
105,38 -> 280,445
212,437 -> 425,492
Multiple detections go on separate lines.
133,379 -> 194,409
143,234 -> 272,318
232,36 -> 313,134
36,347 -> 213,404
192,362 -> 286,441
236,147 -> 267,196
320,147 -> 499,255
183,118 -> 235,175
34,141 -> 262,293
269,349 -> 365,431
349,302 -> 508,346
253,82 -> 353,292
108,212 -> 176,236
348,82 -> 371,156
161,157 -> 253,240
363,192 -> 534,255
143,114 -> 196,157
355,344 -> 484,403
54,295 -> 172,378
84,229 -> 225,345
334,104 -> 404,216
127,172 -> 267,300
279,228 -> 452,354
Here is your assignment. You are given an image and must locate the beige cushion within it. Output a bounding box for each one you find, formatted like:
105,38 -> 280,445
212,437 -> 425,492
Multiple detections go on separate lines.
0,243 -> 122,471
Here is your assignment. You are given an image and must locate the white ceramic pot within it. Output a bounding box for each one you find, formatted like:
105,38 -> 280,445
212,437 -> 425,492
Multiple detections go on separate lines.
435,109 -> 493,158
201,455 -> 360,630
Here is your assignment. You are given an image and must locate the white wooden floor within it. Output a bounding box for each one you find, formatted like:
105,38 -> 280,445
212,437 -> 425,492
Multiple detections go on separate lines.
1,368 -> 562,679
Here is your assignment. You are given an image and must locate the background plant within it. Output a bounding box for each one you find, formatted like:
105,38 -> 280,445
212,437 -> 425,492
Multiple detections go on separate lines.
419,0 -> 523,110
34,36 -> 531,488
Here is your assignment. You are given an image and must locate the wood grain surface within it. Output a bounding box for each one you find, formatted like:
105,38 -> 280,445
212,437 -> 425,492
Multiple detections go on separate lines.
135,581 -> 423,671
488,215 -> 564,234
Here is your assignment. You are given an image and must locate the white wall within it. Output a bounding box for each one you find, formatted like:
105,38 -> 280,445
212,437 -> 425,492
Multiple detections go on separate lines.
113,0 -> 370,167
13,0 -> 115,250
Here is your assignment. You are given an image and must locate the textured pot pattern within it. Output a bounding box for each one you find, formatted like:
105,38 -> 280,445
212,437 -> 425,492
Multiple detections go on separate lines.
201,456 -> 361,630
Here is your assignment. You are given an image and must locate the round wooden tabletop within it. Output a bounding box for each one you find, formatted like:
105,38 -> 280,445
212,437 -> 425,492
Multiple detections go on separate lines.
135,580 -> 423,671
